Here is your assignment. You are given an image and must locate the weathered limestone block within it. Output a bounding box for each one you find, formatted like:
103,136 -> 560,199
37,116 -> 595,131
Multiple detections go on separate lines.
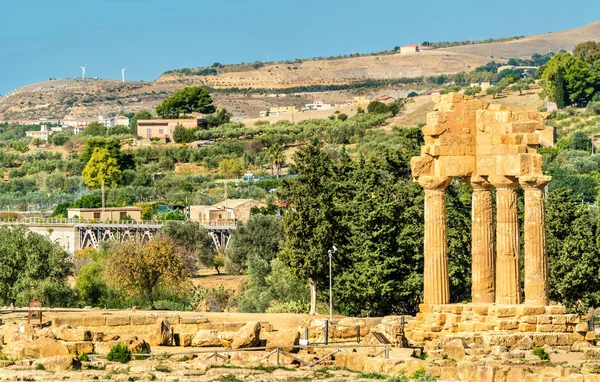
4,338 -> 70,359
64,341 -> 94,355
232,322 -> 261,349
130,315 -> 155,326
81,316 -> 106,326
443,339 -> 466,361
54,325 -> 92,342
105,316 -> 131,326
32,356 -> 80,371
266,330 -> 300,353
174,333 -> 194,347
149,318 -> 173,346
191,330 -> 221,347
218,331 -> 235,348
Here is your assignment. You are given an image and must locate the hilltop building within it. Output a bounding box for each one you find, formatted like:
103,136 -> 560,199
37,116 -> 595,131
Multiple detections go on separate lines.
302,100 -> 332,112
346,96 -> 370,108
136,118 -> 207,140
99,115 -> 130,128
400,44 -> 420,54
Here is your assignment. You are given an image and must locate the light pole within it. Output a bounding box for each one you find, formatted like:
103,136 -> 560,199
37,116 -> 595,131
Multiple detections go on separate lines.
328,245 -> 337,320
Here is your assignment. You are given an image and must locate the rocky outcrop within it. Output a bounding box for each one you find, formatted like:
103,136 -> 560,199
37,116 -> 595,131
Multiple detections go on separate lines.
3,338 -> 69,359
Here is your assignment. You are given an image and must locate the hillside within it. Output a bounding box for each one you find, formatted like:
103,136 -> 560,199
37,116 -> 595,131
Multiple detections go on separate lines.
0,20 -> 598,121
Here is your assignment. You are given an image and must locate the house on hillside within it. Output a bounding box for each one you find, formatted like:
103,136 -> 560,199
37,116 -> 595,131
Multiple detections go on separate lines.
376,95 -> 395,104
302,100 -> 332,112
400,44 -> 420,54
67,207 -> 142,222
26,125 -> 51,141
259,106 -> 298,118
136,118 -> 208,141
115,116 -> 130,126
190,199 -> 267,225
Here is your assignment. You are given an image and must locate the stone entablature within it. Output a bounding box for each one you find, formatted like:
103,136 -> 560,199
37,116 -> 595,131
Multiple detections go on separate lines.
411,93 -> 551,307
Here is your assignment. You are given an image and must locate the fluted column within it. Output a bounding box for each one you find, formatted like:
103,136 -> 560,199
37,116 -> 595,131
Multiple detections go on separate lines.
489,176 -> 521,305
468,176 -> 495,304
520,175 -> 552,306
418,176 -> 452,305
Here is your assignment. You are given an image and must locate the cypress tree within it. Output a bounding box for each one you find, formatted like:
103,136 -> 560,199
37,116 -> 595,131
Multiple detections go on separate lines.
554,67 -> 567,109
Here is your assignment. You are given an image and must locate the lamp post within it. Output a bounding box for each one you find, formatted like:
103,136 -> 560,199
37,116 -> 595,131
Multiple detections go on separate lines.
328,246 -> 337,320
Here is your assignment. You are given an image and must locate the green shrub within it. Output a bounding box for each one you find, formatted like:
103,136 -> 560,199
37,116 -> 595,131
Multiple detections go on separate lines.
533,347 -> 549,360
107,343 -> 132,363
77,352 -> 90,362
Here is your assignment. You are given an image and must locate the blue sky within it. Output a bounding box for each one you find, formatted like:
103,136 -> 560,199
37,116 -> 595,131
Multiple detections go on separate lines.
0,0 -> 598,94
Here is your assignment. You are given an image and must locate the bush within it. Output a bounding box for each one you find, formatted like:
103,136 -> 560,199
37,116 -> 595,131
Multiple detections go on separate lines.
532,347 -> 549,360
107,343 -> 132,363
77,353 -> 90,362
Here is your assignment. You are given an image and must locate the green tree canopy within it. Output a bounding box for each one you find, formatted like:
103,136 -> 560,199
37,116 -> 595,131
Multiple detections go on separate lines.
155,87 -> 216,119
82,148 -> 121,210
0,225 -> 72,306
129,110 -> 152,135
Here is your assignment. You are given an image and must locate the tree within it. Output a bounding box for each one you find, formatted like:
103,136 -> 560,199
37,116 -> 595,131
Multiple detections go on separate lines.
573,41 -> 600,66
172,125 -> 194,143
486,86 -> 500,99
464,86 -> 482,96
540,53 -> 597,106
63,138 -> 82,154
546,189 -> 600,309
82,148 -> 121,210
218,158 -> 244,178
155,87 -> 215,119
206,108 -> 232,127
49,132 -> 71,146
337,113 -> 348,121
0,225 -> 72,307
81,122 -> 107,137
267,144 -> 285,179
278,142 -> 340,315
32,138 -> 44,148
161,221 -> 217,273
367,101 -> 389,114
511,82 -> 529,95
105,236 -> 190,309
226,215 -> 283,273
129,110 -> 152,135
554,67 -> 567,109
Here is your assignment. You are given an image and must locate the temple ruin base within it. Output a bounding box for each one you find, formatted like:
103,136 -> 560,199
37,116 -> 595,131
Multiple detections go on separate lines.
406,304 -> 595,351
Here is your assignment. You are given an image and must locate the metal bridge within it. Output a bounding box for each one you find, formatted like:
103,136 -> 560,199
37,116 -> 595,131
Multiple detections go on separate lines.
0,218 -> 236,252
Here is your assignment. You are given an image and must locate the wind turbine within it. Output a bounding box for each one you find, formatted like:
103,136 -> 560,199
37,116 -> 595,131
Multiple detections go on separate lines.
79,65 -> 87,79
121,67 -> 127,83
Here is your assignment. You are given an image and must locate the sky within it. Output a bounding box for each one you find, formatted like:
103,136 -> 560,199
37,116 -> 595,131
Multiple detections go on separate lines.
0,0 -> 599,95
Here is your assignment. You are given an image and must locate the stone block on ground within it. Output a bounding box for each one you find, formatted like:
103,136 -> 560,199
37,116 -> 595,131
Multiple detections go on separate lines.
192,330 -> 221,347
174,333 -> 194,347
54,325 -> 93,342
105,315 -> 131,326
149,318 -> 173,346
232,322 -> 261,349
64,341 -> 94,355
32,356 -> 80,371
4,338 -> 70,359
219,331 -> 235,349
266,330 -> 300,353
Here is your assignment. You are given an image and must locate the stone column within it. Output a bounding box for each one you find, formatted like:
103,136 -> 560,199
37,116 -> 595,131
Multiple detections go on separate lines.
520,175 -> 552,306
468,176 -> 495,304
418,176 -> 452,305
489,176 -> 521,305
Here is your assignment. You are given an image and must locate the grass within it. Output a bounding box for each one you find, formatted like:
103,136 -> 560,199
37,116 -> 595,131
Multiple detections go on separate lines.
35,364 -> 45,370
176,355 -> 192,362
154,365 -> 170,373
360,371 -> 388,379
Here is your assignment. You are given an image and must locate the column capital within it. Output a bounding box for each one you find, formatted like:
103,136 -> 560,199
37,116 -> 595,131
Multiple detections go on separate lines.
467,175 -> 494,191
519,175 -> 552,190
418,176 -> 452,190
488,175 -> 519,190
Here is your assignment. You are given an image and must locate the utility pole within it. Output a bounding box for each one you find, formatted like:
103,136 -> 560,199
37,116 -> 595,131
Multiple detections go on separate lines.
328,246 -> 337,320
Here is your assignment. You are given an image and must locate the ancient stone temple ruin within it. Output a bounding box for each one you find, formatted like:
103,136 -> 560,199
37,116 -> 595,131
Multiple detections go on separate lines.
407,93 -> 593,350
411,92 -> 550,307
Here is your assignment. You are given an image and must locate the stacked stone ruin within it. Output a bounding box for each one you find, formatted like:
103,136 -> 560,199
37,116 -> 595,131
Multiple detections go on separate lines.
408,93 -> 593,350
